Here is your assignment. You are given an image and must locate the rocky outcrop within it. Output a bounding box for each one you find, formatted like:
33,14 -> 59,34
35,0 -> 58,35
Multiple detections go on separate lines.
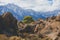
18,15 -> 60,40
0,12 -> 60,40
37,15 -> 60,40
0,12 -> 18,36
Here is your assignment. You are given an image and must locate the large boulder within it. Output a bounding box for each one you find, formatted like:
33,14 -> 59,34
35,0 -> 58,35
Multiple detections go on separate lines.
1,12 -> 18,36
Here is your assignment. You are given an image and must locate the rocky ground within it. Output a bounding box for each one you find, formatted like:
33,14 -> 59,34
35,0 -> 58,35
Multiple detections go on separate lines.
0,12 -> 60,40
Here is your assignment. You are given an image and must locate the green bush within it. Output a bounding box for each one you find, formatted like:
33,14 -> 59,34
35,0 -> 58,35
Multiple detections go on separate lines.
22,16 -> 34,23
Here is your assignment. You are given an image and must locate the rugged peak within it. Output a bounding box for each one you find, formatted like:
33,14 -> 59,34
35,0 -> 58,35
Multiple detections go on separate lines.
2,12 -> 17,23
2,12 -> 13,18
0,12 -> 18,36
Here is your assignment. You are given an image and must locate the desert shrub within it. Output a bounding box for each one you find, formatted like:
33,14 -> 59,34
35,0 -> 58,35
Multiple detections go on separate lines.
22,16 -> 34,23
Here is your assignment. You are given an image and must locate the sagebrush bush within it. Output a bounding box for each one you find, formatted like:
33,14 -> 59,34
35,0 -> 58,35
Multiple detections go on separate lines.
22,16 -> 34,23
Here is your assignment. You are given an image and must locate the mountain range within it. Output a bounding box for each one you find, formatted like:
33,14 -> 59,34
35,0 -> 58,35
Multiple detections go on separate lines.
0,3 -> 60,20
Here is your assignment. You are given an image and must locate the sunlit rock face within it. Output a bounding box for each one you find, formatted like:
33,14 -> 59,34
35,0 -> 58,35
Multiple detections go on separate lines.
17,15 -> 60,40
36,15 -> 60,40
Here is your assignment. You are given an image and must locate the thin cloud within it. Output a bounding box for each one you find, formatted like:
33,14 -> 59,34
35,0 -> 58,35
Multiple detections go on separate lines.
0,0 -> 60,11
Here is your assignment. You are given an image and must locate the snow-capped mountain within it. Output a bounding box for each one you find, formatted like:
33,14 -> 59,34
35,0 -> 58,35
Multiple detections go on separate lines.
0,4 -> 60,20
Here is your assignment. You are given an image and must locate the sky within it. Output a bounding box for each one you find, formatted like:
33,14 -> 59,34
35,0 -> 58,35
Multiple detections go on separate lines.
0,0 -> 60,11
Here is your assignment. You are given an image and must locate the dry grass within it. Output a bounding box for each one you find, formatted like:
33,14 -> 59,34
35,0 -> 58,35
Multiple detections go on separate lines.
9,36 -> 22,40
0,34 -> 56,40
0,34 -> 8,40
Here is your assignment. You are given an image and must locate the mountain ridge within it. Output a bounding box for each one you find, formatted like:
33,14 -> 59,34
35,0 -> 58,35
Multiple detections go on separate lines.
0,3 -> 60,20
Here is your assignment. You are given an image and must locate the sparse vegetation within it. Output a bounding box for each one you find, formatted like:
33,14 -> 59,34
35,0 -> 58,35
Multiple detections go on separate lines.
22,16 -> 34,23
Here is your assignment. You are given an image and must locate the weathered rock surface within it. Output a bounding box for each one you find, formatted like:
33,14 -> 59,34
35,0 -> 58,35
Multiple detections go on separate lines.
18,15 -> 60,40
0,12 -> 60,40
0,12 -> 18,36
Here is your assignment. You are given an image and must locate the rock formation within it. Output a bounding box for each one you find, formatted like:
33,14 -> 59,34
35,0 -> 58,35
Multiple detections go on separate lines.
0,12 -> 60,40
18,15 -> 60,40
0,12 -> 18,36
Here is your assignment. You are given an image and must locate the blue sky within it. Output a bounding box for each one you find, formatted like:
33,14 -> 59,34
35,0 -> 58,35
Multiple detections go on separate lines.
0,0 -> 60,11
